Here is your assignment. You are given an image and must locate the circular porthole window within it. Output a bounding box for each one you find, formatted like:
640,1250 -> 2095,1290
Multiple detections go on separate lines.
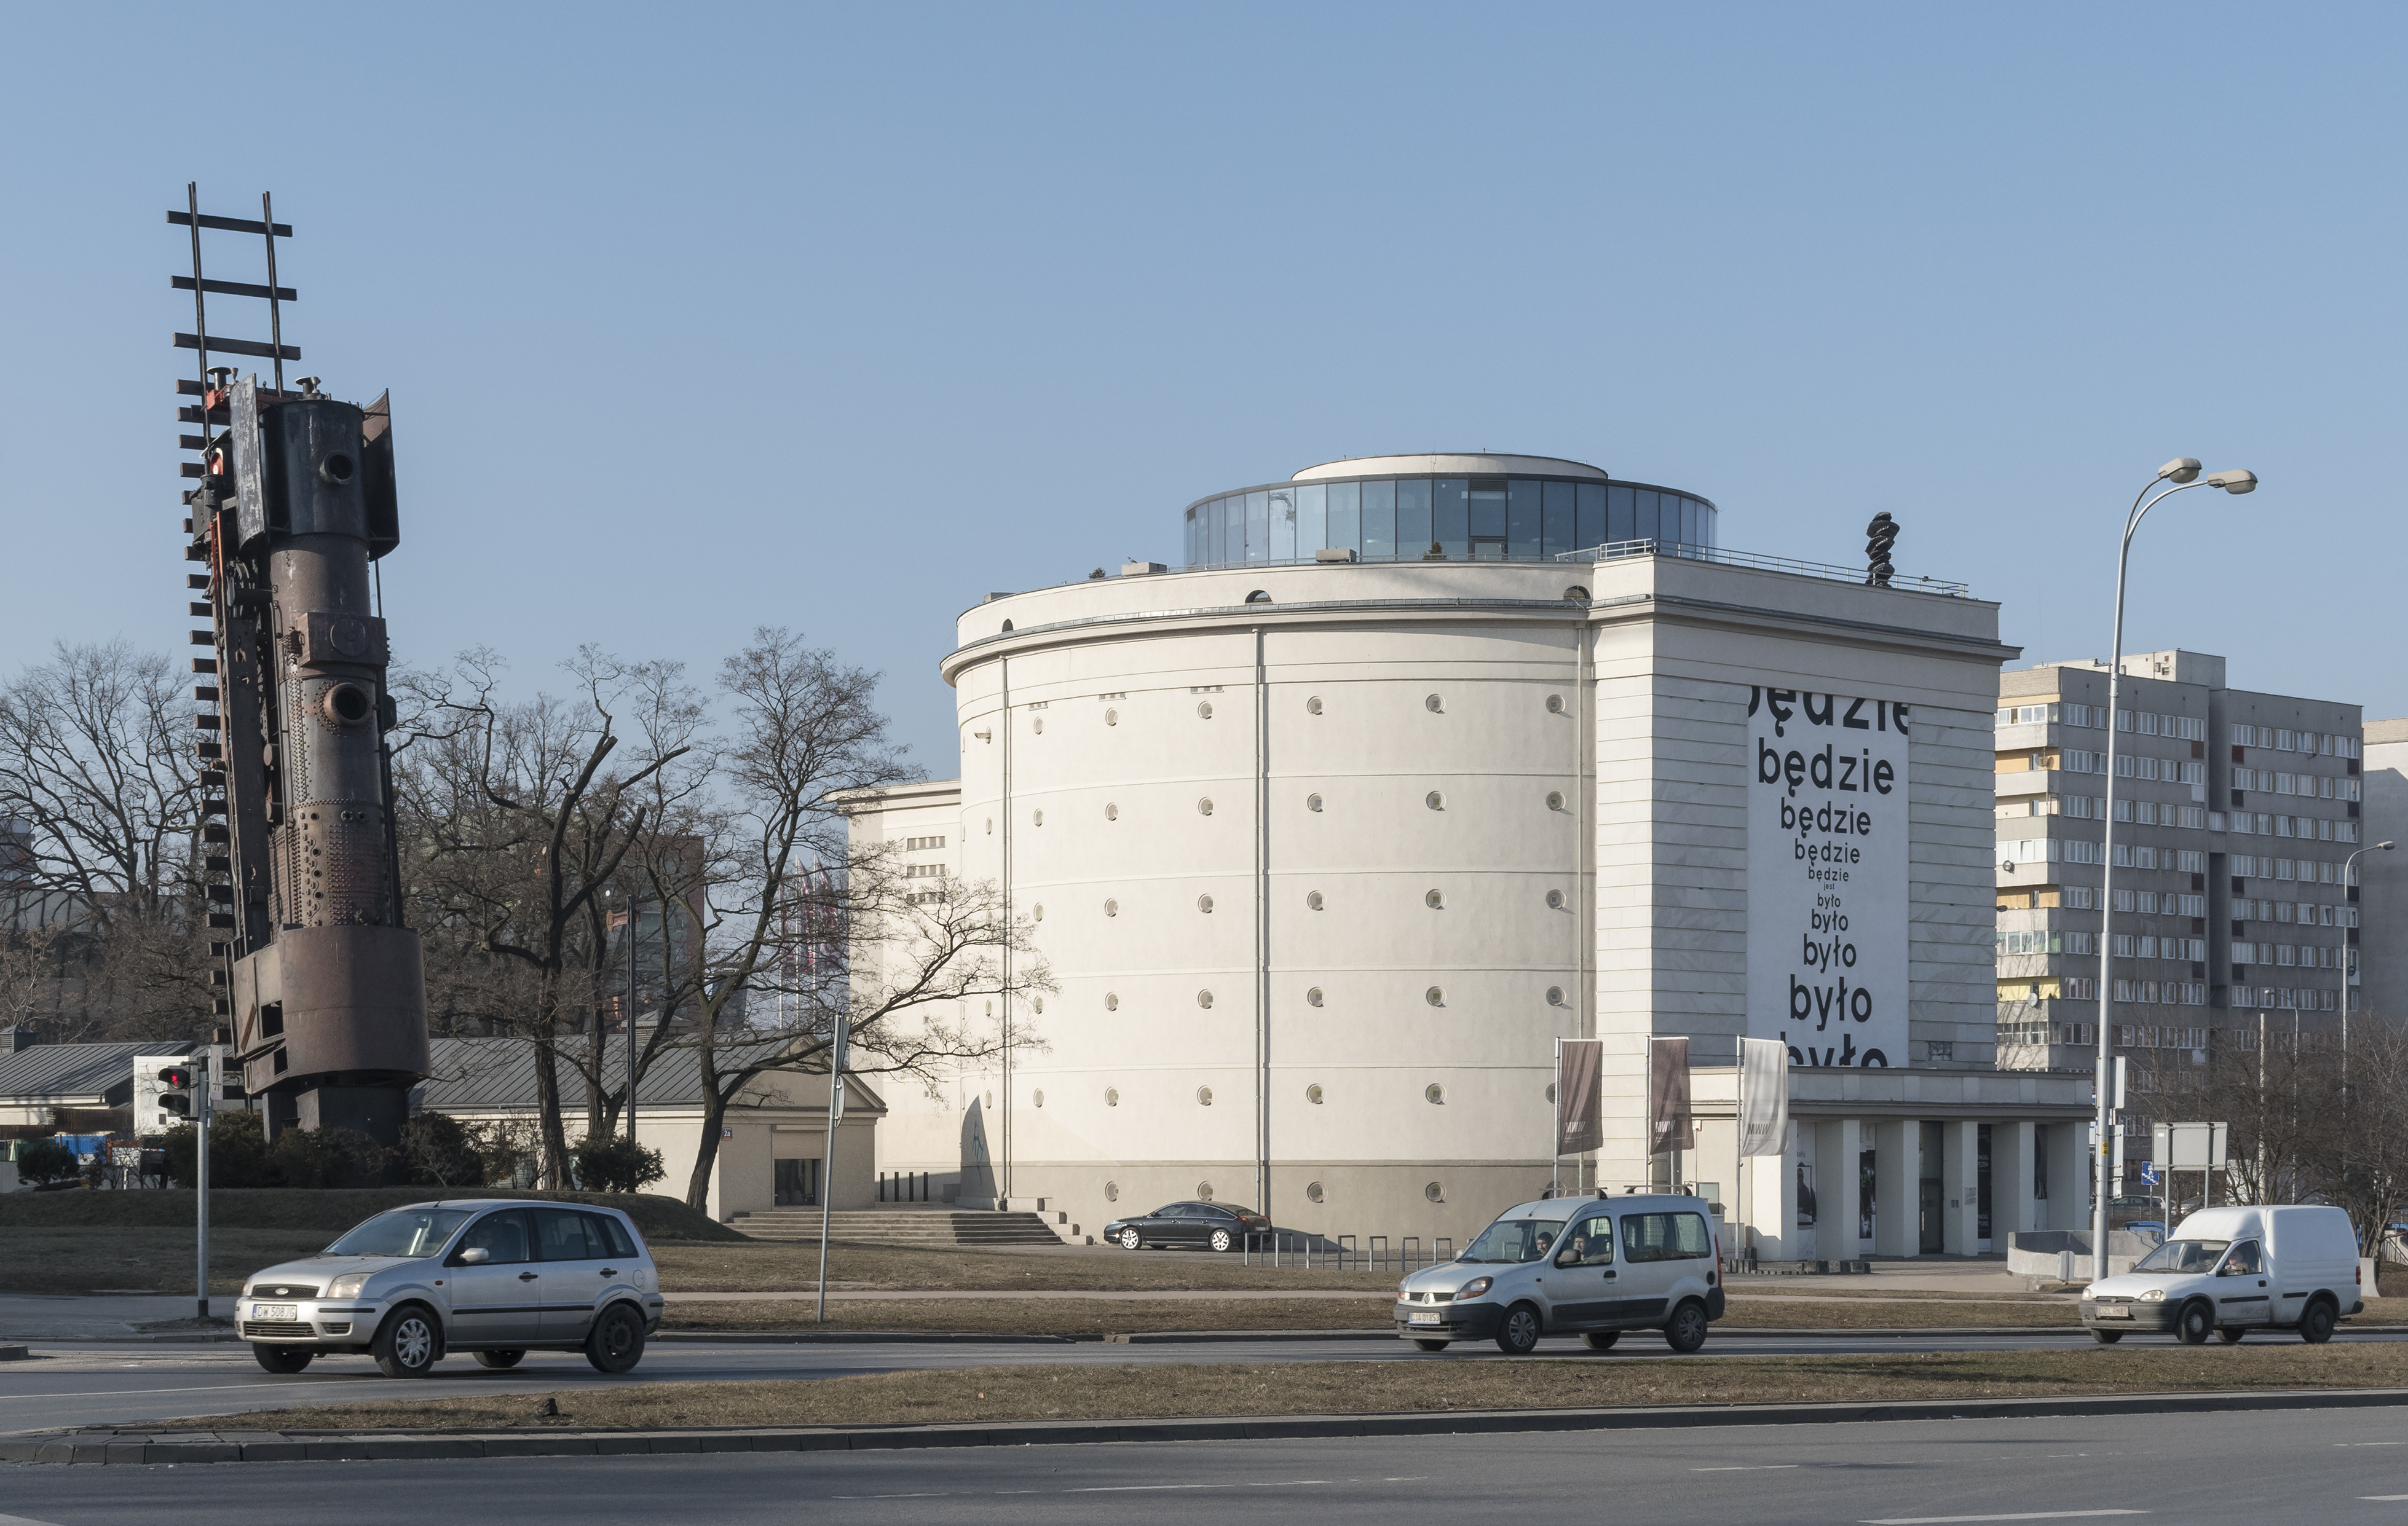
1197,797 -> 1214,816
1198,1181 -> 1215,1202
1105,708 -> 1118,726
1545,1082 -> 1557,1104
1545,693 -> 1565,714
1545,985 -> 1566,1007
1545,889 -> 1566,910
1105,1089 -> 1120,1107
1306,1084 -> 1325,1104
1245,589 -> 1271,604
1032,717 -> 1044,734
1306,793 -> 1324,812
1105,991 -> 1119,1011
1424,1181 -> 1445,1203
1032,809 -> 1044,827
1197,701 -> 1214,720
1032,903 -> 1044,921
1425,694 -> 1443,712
1426,889 -> 1445,909
1425,790 -> 1445,811
1197,1086 -> 1214,1106
1545,791 -> 1566,811
1103,898 -> 1118,918
1306,891 -> 1324,910
1033,1089 -> 1045,1108
1305,986 -> 1324,1007
1305,696 -> 1323,715
1425,986 -> 1444,1006
1105,1179 -> 1119,1199
1032,996 -> 1044,1014
1306,1180 -> 1325,1204
1197,894 -> 1214,914
1563,585 -> 1589,601
1105,803 -> 1118,820
1198,989 -> 1214,1009
1425,1084 -> 1445,1105
1001,619 -> 1014,632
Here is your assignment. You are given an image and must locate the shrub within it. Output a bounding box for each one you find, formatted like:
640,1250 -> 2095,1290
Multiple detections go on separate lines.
14,1137 -> 77,1185
399,1112 -> 486,1187
570,1134 -> 666,1194
269,1127 -> 395,1190
160,1111 -> 278,1189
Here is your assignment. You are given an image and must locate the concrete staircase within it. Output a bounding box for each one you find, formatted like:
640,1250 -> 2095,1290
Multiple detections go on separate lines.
729,1203 -> 1084,1247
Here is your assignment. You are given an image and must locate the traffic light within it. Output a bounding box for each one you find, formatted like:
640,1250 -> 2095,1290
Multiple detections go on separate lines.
157,1064 -> 196,1120
1865,513 -> 1898,588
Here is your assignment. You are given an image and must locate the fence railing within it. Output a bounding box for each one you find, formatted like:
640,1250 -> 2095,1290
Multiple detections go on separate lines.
876,1171 -> 933,1203
1241,1230 -> 1454,1271
1557,537 -> 1970,597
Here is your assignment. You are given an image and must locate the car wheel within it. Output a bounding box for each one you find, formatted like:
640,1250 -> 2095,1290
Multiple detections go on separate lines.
252,1344 -> 312,1374
2300,1299 -> 2337,1345
473,1349 -> 527,1369
2176,1300 -> 2214,1346
585,1303 -> 647,1374
373,1305 -> 440,1379
2216,1327 -> 2245,1345
1582,1331 -> 1621,1352
1209,1227 -> 1234,1253
1494,1302 -> 1542,1355
1119,1228 -> 1142,1251
1663,1300 -> 1709,1355
1412,1339 -> 1450,1351
2090,1329 -> 2123,1345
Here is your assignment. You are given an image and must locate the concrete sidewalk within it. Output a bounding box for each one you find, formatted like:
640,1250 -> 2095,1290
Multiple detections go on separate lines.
0,1295 -> 216,1340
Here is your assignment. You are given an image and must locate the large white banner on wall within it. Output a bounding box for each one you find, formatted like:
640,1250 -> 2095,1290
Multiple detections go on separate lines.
1746,686 -> 1908,1068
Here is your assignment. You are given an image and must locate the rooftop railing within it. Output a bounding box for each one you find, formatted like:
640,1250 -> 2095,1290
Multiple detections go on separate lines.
1556,538 -> 1970,598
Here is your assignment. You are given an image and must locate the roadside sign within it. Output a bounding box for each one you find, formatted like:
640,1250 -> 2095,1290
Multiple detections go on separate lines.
2139,1161 -> 2160,1187
109,1146 -> 142,1167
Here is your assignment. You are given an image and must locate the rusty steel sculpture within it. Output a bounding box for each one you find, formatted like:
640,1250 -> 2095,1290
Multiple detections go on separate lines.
175,185 -> 427,1146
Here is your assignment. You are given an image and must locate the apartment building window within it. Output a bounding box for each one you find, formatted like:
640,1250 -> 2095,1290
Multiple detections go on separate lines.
2064,749 -> 2105,774
2064,887 -> 2098,910
2112,935 -> 2136,958
1997,703 -> 2062,725
2179,807 -> 2205,829
2177,761 -> 2205,785
2063,977 -> 2098,1000
903,835 -> 947,851
2177,894 -> 2205,918
2112,889 -> 2134,913
2066,931 -> 2099,955
1998,930 -> 2064,954
903,862 -> 947,878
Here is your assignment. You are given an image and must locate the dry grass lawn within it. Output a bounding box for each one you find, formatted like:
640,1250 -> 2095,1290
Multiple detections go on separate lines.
651,1240 -> 1402,1294
2,1227 -> 334,1296
154,1344 -> 2408,1433
661,1297 -> 1391,1336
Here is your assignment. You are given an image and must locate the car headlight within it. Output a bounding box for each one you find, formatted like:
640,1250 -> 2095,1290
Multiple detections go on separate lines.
2137,1288 -> 2165,1302
326,1273 -> 369,1299
1397,1279 -> 1412,1296
1456,1276 -> 1493,1300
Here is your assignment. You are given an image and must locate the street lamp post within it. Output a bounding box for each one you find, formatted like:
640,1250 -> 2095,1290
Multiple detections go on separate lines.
2093,459 -> 2257,1281
2340,840 -> 2394,1083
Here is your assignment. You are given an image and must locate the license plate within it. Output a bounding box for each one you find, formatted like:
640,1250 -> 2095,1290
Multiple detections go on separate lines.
1408,1310 -> 1443,1326
252,1303 -> 296,1321
2094,1308 -> 2131,1320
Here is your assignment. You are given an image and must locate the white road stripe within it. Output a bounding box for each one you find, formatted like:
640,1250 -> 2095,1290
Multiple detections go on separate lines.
1695,1465 -> 1801,1471
0,1514 -> 69,1526
1863,1514 -> 2149,1525
2359,1497 -> 2408,1502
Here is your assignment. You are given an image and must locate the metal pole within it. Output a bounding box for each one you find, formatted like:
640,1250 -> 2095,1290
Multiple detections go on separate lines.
815,1017 -> 847,1324
2094,476 -> 2206,1281
999,659 -> 1011,1206
195,1050 -> 211,1321
627,894 -> 639,1145
1552,1037 -> 1562,1198
259,192 -> 285,395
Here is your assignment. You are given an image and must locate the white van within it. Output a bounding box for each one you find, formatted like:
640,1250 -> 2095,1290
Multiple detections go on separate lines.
2080,1204 -> 2363,1345
1393,1192 -> 1726,1355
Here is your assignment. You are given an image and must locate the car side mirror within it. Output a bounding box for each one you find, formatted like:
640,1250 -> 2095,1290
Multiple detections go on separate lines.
1553,1246 -> 1580,1268
457,1246 -> 490,1265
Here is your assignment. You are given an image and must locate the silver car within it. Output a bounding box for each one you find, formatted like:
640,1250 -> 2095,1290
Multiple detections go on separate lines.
239,1199 -> 665,1378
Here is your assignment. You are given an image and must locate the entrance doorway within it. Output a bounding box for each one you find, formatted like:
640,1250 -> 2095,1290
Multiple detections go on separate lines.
1918,1178 -> 1943,1253
774,1157 -> 819,1206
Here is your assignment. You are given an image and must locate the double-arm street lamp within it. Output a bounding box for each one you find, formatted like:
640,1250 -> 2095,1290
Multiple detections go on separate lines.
2094,458 -> 2257,1275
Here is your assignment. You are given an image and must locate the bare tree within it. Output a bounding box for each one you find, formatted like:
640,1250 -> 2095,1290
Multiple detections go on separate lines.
0,640 -> 210,1042
395,648 -> 689,1187
644,629 -> 1046,1213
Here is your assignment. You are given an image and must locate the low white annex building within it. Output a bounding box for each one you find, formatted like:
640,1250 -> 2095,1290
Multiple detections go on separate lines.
850,454 -> 2095,1256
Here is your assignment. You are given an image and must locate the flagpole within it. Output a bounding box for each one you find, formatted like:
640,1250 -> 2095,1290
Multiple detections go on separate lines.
1552,1038 -> 1563,1198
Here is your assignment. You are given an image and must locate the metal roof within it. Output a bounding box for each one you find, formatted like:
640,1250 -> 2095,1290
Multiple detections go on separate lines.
411,1034 -> 885,1117
0,1039 -> 200,1108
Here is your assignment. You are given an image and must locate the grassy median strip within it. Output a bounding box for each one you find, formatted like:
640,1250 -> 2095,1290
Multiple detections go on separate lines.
660,1297 -> 1392,1337
651,1240 -> 1404,1294
152,1345 -> 2408,1433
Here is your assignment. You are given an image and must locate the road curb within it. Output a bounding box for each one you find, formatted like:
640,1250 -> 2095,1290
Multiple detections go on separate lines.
14,1386 -> 2408,1465
652,1330 -> 1077,1346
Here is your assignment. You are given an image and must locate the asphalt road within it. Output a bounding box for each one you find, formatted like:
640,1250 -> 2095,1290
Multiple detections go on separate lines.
9,1406 -> 2408,1524
8,1326 -> 2408,1434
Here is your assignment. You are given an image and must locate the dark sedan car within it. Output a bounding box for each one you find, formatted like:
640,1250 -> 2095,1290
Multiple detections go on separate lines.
1102,1201 -> 1271,1253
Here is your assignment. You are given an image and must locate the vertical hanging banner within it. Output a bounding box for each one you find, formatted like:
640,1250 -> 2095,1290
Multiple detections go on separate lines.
1555,1039 -> 1603,1155
1648,1037 -> 1691,1155
1747,686 -> 1908,1068
1737,1036 -> 1791,1155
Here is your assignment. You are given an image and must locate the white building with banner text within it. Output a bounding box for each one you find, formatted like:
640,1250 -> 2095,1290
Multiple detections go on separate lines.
847,454 -> 2096,1257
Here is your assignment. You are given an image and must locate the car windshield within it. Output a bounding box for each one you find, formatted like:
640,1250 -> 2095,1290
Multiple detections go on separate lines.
1459,1217 -> 1566,1264
2132,1237 -> 2229,1275
325,1208 -> 475,1258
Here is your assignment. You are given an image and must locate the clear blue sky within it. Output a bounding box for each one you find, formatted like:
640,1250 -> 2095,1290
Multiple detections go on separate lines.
3,5 -> 2401,768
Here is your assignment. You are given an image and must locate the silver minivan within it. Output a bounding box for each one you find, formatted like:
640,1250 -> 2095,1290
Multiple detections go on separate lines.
1395,1192 -> 1726,1355
239,1199 -> 665,1378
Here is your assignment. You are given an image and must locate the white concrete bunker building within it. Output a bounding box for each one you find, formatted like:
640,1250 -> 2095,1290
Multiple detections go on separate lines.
854,454 -> 2095,1258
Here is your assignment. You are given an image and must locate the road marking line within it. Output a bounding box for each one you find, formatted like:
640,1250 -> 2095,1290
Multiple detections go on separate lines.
0,1515 -> 69,1526
2359,1497 -> 2408,1502
1862,1514 -> 2149,1525
1695,1465 -> 1801,1471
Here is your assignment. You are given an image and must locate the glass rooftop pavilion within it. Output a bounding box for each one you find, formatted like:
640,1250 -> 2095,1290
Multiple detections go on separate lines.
1181,453 -> 1719,569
